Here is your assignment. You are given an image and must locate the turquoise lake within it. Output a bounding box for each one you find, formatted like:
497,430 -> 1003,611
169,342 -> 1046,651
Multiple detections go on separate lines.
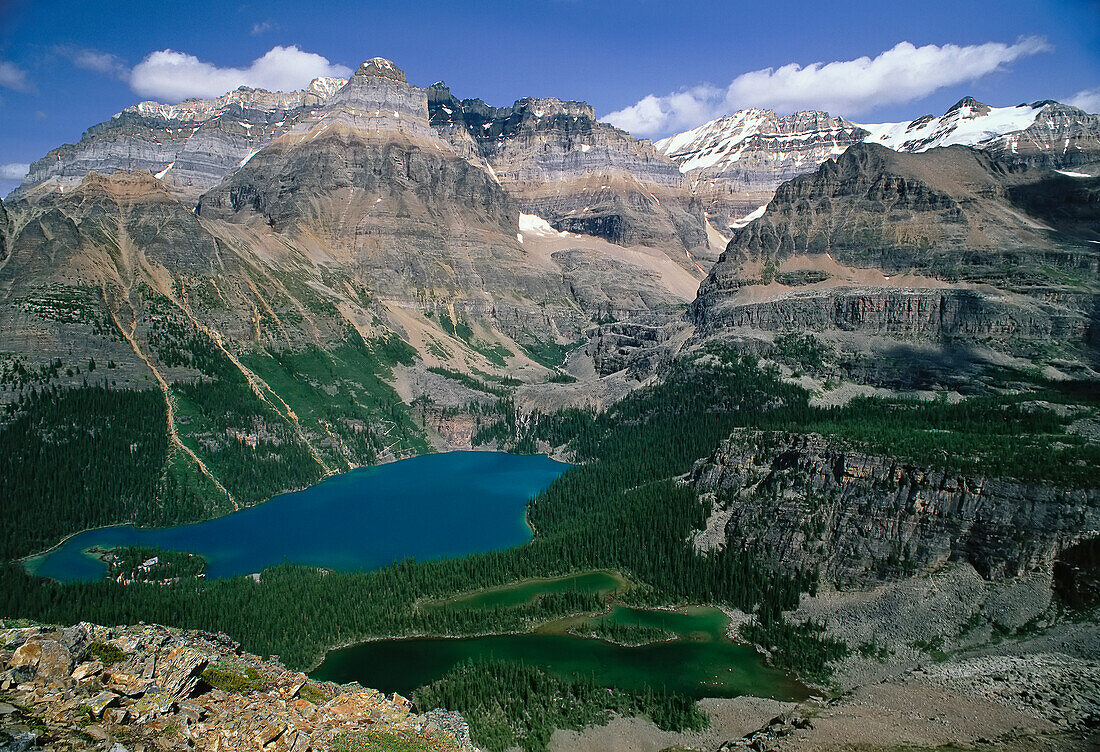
26,451 -> 569,582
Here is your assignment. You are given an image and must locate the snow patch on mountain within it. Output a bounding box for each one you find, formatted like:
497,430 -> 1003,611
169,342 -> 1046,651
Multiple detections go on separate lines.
654,109 -> 865,178
730,204 -> 768,229
518,213 -> 568,238
859,98 -> 1042,152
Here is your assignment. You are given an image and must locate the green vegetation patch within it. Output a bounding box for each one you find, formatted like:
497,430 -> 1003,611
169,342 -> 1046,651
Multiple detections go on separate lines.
426,367 -> 511,398
517,336 -> 580,370
241,336 -> 428,470
741,617 -> 848,683
84,641 -> 128,666
98,546 -> 206,582
431,313 -> 514,367
201,663 -> 268,693
568,620 -> 674,646
423,571 -> 626,613
414,660 -> 706,752
334,730 -> 457,752
298,681 -> 330,705
170,376 -> 322,505
0,386 -> 170,560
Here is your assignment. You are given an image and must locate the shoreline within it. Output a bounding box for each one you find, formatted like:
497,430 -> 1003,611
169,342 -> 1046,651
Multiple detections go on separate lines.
307,591 -> 772,676
17,447 -> 567,573
305,601 -> 809,705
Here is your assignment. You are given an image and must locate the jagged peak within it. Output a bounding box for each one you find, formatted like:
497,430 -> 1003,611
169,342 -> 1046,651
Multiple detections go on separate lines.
354,57 -> 406,83
305,76 -> 347,99
514,97 -> 596,120
121,78 -> 346,123
944,96 -> 992,118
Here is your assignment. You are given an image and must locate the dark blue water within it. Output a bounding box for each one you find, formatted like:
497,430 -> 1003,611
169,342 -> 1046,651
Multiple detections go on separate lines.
26,452 -> 568,582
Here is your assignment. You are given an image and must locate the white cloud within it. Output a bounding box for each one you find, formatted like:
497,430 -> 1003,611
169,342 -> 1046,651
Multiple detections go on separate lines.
0,163 -> 29,180
1069,86 -> 1100,114
129,45 -> 351,101
251,20 -> 275,35
0,61 -> 29,92
55,46 -> 130,80
74,50 -> 129,78
604,37 -> 1051,137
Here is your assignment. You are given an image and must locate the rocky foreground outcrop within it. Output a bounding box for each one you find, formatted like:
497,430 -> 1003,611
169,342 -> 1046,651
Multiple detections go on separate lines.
0,622 -> 473,752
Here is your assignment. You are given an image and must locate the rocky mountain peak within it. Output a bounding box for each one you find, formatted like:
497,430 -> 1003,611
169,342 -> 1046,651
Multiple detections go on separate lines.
298,56 -> 437,145
354,57 -> 407,82
944,96 -> 993,118
12,75 -> 350,200
304,75 -> 348,103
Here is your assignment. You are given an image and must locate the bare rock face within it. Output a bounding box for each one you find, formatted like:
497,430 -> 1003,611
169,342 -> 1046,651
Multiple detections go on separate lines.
691,143 -> 1099,363
0,198 -> 9,260
0,622 -> 474,751
196,61 -> 585,338
689,430 -> 1100,587
694,286 -> 1090,342
428,84 -> 710,267
14,78 -> 347,201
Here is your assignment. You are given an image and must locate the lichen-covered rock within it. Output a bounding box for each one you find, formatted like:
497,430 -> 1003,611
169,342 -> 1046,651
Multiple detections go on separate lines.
0,622 -> 475,751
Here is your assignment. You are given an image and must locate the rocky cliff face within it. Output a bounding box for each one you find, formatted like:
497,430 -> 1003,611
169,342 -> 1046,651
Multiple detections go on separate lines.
0,622 -> 473,752
689,430 -> 1100,588
694,286 -> 1090,342
14,78 -> 346,201
691,144 -> 1099,365
195,61 -> 587,338
0,198 -> 9,261
428,84 -> 711,268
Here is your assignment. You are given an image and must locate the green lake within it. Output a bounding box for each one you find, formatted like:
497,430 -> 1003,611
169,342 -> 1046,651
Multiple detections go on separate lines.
313,573 -> 808,701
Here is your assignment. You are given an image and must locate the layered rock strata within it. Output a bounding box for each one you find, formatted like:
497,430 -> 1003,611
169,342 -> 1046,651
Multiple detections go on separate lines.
691,143 -> 1099,362
429,84 -> 710,266
689,430 -> 1100,587
14,78 -> 346,201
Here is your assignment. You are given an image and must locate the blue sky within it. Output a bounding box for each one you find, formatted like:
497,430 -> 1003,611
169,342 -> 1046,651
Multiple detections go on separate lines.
1,0 -> 1098,195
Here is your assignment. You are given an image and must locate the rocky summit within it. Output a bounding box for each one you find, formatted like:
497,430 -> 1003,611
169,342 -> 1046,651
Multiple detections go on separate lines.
14,79 -> 346,202
0,622 -> 473,752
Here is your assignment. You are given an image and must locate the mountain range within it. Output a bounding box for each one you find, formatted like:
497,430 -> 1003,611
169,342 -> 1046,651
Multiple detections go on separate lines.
1,56 -> 1098,752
